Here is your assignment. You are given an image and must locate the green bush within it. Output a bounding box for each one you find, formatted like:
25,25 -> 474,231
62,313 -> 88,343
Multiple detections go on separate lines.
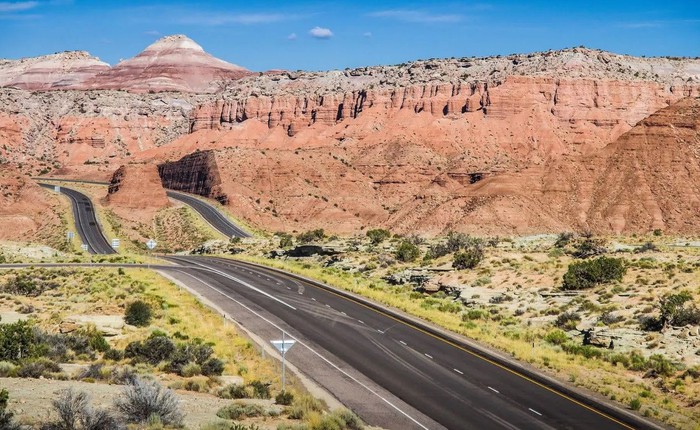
125,333 -> 175,365
452,247 -> 484,270
658,291 -> 700,327
275,390 -> 294,405
124,300 -> 152,327
630,398 -> 642,410
0,389 -> 21,430
366,229 -> 391,245
104,348 -> 124,361
0,320 -> 35,362
17,358 -> 61,378
202,358 -> 225,376
180,363 -> 202,377
115,378 -> 183,426
553,312 -> 581,330
217,401 -> 266,420
395,241 -> 420,262
544,329 -> 569,346
218,384 -> 249,399
561,257 -> 626,290
297,229 -> 325,244
249,380 -> 271,399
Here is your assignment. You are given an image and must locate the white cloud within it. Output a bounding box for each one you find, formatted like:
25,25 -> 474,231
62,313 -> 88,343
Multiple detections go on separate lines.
287,32 -> 297,40
0,1 -> 38,12
144,30 -> 161,36
309,26 -> 333,39
369,9 -> 462,24
363,31 -> 372,37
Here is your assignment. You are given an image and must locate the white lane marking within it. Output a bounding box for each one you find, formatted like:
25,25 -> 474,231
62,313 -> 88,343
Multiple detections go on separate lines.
399,340 -> 407,346
528,408 -> 542,416
424,353 -> 433,359
182,260 -> 296,310
453,368 -> 464,375
286,287 -> 291,290
168,269 -> 429,430
340,311 -> 347,316
325,304 -> 331,308
488,386 -> 499,393
358,320 -> 365,325
377,329 -> 384,333
312,298 -> 317,301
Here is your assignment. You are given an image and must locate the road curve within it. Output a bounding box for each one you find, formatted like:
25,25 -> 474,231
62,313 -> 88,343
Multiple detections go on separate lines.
39,183 -> 116,255
162,256 -> 658,430
166,190 -> 250,238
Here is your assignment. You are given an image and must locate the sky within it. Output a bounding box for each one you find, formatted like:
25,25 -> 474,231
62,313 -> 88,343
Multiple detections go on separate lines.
0,0 -> 698,71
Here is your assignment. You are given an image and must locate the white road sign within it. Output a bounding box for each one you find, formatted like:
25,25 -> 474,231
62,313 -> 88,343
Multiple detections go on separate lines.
270,339 -> 296,354
81,244 -> 89,252
146,239 -> 157,250
66,231 -> 74,240
54,185 -> 60,193
111,238 -> 120,249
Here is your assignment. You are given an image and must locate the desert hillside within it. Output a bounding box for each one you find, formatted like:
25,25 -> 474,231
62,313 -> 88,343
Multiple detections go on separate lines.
1,38 -> 700,235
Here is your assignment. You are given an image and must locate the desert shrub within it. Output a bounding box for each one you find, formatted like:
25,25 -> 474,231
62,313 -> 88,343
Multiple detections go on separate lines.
168,339 -> 215,375
0,361 -> 17,377
77,363 -> 107,381
646,354 -> 676,377
202,423 -> 261,430
0,320 -> 36,362
124,301 -> 152,327
43,388 -> 122,430
554,232 -> 574,248
629,398 -> 642,410
216,402 -> 266,420
297,229 -> 325,244
217,384 -> 249,399
202,358 -> 225,376
599,312 -> 625,326
366,229 -> 391,245
125,333 -> 175,365
395,241 -> 420,262
453,247 -> 484,270
639,315 -> 664,332
248,380 -> 271,399
0,388 -> 21,430
103,348 -> 124,361
570,237 -> 607,259
76,326 -> 109,353
553,312 -> 581,330
561,257 -> 626,290
462,309 -> 486,321
3,271 -> 59,296
180,363 -> 202,378
635,242 -> 658,253
658,291 -> 700,327
278,234 -> 294,248
311,409 -> 364,430
114,378 -> 183,426
17,358 -> 61,378
110,366 -> 138,385
275,391 -> 294,406
544,329 -> 569,346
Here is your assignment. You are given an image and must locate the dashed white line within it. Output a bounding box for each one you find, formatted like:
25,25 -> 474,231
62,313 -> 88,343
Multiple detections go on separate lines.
340,311 -> 347,316
488,386 -> 499,394
399,340 -> 407,346
453,368 -> 463,375
528,408 -> 542,416
358,320 -> 365,325
424,353 -> 433,359
311,298 -> 317,301
286,287 -> 291,290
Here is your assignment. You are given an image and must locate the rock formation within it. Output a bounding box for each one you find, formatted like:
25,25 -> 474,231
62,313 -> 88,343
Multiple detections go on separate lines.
157,150 -> 228,204
104,164 -> 170,216
0,164 -> 61,241
0,51 -> 109,91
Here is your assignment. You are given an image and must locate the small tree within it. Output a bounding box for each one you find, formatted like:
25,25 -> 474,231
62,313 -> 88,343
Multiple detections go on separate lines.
278,233 -> 293,248
395,241 -> 420,262
452,247 -> 484,270
561,257 -> 626,290
124,301 -> 152,327
366,229 -> 391,245
296,229 -> 325,244
658,291 -> 700,328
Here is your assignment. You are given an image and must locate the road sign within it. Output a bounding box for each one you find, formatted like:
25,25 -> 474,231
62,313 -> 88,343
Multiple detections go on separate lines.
54,185 -> 60,193
81,244 -> 88,252
271,333 -> 296,392
146,239 -> 157,250
271,339 -> 296,354
111,238 -> 120,249
66,231 -> 74,241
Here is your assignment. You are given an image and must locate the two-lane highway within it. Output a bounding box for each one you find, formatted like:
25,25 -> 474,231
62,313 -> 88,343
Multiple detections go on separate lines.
166,190 -> 250,238
39,183 -> 115,254
163,256 -> 654,430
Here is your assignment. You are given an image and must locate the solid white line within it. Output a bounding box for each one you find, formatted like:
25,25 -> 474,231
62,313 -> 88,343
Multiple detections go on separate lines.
399,340 -> 407,346
488,386 -> 499,393
453,368 -> 463,375
528,408 -> 542,416
183,260 -> 296,310
424,353 -> 433,359
169,269 -> 429,430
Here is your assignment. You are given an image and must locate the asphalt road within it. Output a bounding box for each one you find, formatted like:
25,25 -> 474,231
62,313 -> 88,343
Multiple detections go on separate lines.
163,256 -> 655,430
166,190 -> 250,238
39,183 -> 116,255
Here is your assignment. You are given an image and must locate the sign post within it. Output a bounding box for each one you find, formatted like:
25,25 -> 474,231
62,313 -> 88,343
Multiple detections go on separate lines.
270,331 -> 296,392
81,243 -> 90,264
146,239 -> 157,269
66,231 -> 74,242
111,238 -> 120,250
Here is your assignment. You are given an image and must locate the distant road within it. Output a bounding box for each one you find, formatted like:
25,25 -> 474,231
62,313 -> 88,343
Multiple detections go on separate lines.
166,190 -> 250,238
38,183 -> 116,255
34,177 -> 250,239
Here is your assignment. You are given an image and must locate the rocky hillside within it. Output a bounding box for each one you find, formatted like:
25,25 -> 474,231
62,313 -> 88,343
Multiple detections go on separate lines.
2,40 -> 700,235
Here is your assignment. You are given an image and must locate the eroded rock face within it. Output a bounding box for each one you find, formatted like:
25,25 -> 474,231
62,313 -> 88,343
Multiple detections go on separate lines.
0,51 -> 110,91
157,150 -> 228,203
0,164 -> 61,240
104,163 -> 170,213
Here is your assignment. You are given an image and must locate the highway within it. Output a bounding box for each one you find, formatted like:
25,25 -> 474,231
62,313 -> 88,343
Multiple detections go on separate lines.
161,256 -> 655,430
166,190 -> 250,238
38,183 -> 116,255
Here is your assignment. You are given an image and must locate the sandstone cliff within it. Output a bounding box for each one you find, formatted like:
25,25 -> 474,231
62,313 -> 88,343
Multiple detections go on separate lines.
104,164 -> 170,215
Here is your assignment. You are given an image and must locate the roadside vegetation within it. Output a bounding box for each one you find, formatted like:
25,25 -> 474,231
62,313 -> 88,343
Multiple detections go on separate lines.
218,230 -> 700,429
0,267 -> 363,429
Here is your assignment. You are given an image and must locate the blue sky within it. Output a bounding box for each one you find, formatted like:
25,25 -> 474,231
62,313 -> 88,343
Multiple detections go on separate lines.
0,0 -> 698,71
